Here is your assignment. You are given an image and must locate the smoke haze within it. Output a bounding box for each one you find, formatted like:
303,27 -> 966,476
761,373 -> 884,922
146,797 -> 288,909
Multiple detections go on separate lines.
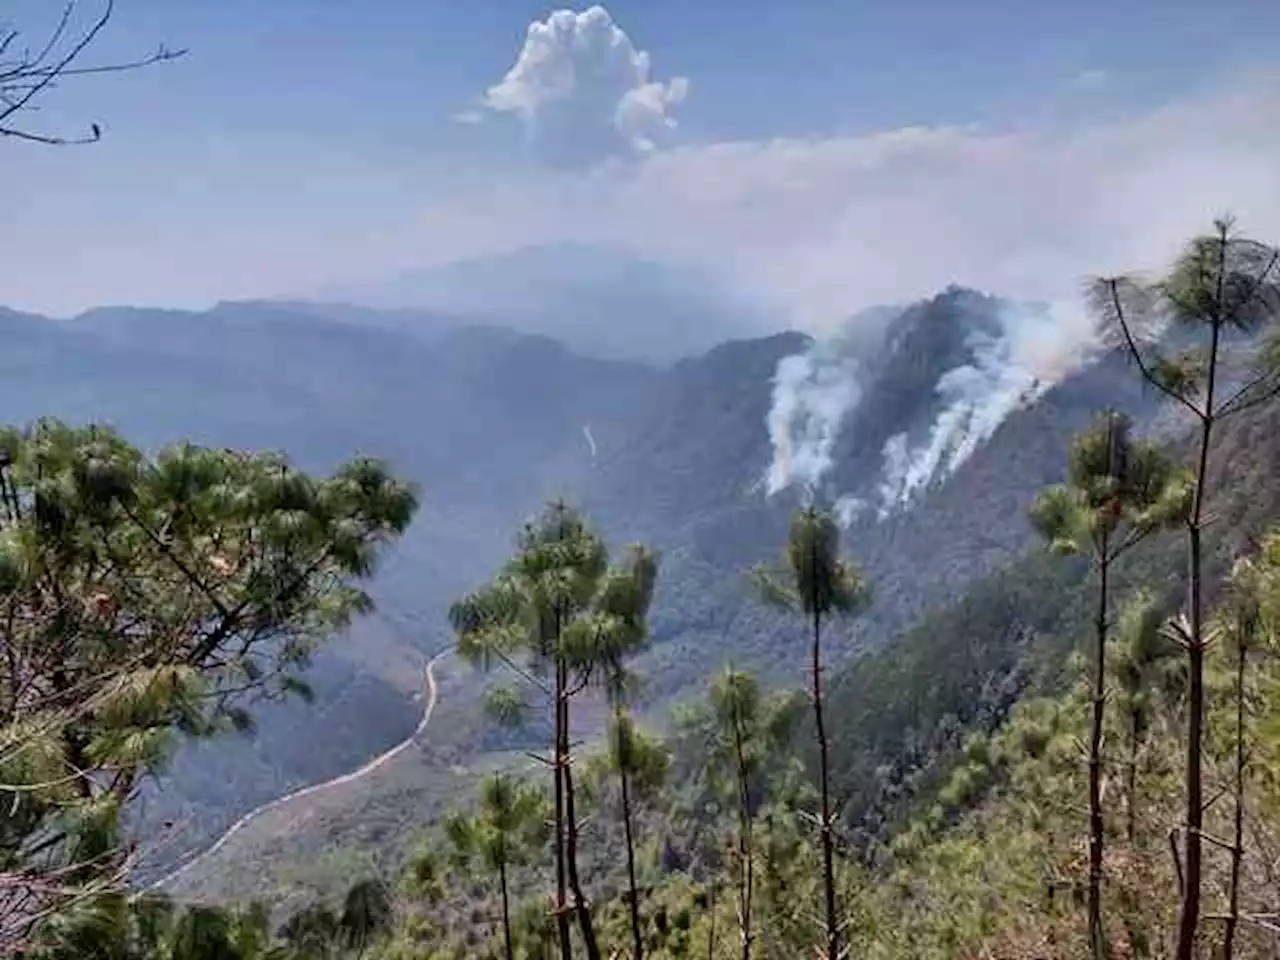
765,297 -> 1101,519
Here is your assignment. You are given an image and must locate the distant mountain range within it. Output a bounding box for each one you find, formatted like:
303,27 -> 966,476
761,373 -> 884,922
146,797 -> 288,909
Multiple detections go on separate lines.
306,242 -> 781,364
0,284 -> 1170,884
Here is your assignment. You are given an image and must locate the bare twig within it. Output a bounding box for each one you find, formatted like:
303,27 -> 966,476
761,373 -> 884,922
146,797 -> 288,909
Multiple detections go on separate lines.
0,0 -> 186,145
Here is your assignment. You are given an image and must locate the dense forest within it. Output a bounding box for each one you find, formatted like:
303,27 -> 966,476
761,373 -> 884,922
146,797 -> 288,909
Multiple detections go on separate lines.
3,216 -> 1280,960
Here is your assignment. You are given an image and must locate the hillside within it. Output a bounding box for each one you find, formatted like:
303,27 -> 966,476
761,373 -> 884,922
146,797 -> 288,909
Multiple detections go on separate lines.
1,288 -> 1179,888
826,384 -> 1280,843
10,237 -> 1280,960
148,309 -> 1280,952
82,291 -> 1170,901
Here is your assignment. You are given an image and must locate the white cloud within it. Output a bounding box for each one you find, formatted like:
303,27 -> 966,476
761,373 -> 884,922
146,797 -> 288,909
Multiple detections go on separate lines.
481,5 -> 689,165
452,110 -> 485,125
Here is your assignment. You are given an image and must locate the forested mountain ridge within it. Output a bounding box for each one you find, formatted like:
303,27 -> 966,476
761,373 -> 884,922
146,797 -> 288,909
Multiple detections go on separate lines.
159,291 -> 1189,907
8,218 -> 1280,960
6,0 -> 1280,953
0,288 -> 1173,882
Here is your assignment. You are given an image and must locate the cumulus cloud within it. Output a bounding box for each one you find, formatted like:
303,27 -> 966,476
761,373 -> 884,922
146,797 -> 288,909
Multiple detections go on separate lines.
481,5 -> 689,165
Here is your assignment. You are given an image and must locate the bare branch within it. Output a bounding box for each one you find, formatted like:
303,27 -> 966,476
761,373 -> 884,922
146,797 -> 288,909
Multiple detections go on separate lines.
1217,371 -> 1280,421
1095,277 -> 1205,419
0,0 -> 186,146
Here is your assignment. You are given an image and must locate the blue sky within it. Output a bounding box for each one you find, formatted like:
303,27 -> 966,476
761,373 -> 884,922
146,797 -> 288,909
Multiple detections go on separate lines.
2,0 -> 1279,318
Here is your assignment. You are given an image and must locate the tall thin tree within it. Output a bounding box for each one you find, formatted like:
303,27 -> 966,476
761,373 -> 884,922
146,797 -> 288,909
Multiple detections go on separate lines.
1090,218 -> 1280,958
1216,547 -> 1274,960
755,505 -> 868,960
1110,590 -> 1180,845
1031,411 -> 1189,957
600,715 -> 669,960
585,544 -> 660,959
452,501 -> 651,960
709,668 -> 765,960
445,774 -> 547,960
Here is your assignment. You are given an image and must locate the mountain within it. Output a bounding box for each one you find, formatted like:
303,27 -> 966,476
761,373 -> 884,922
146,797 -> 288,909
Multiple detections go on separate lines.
0,299 -> 650,871
314,242 -> 781,364
0,286 -> 1164,895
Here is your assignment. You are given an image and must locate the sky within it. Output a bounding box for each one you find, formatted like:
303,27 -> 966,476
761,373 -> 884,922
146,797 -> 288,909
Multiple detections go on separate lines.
2,0 -> 1279,324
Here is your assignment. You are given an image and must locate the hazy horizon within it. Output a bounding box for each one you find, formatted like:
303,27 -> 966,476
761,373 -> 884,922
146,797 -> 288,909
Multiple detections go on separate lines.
2,1 -> 1278,333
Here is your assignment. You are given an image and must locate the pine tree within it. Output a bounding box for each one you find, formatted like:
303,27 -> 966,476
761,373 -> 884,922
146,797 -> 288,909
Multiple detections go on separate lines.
1216,548 -> 1273,960
451,501 -> 654,960
1090,219 -> 1280,957
755,505 -> 868,960
590,544 -> 661,960
710,668 -> 764,960
601,716 -> 669,960
446,775 -> 547,960
1110,590 -> 1180,845
0,421 -> 417,948
1030,411 -> 1189,956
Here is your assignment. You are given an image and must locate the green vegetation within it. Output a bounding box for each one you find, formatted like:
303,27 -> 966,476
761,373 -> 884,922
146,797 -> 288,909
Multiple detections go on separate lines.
4,174 -> 1280,960
443,775 -> 547,959
0,421 -> 417,953
1029,410 -> 1188,957
753,506 -> 868,960
1092,222 -> 1280,959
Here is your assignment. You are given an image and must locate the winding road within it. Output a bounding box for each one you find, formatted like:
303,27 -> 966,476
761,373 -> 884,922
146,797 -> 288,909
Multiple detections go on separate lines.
150,650 -> 448,892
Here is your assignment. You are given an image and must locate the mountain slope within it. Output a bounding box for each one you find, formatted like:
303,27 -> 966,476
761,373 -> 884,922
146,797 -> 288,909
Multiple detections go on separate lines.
0,287 -> 1171,895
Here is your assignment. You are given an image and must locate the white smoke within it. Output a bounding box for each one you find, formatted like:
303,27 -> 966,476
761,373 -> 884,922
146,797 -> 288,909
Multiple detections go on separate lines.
763,298 -> 1100,517
834,494 -> 868,529
582,423 -> 598,461
877,432 -> 913,511
763,307 -> 900,498
875,300 -> 1099,513
764,344 -> 862,496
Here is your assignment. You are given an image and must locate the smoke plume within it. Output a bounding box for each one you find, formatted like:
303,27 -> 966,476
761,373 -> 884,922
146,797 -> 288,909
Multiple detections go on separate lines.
764,297 -> 1099,519
764,340 -> 862,496
877,300 -> 1096,512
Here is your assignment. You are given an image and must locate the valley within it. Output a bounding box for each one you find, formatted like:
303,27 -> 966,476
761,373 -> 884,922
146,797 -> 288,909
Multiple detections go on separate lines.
5,2 -> 1280,956
0,284 -> 1206,903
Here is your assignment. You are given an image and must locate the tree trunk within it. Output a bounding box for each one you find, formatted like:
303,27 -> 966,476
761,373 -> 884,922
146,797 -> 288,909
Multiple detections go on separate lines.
812,608 -> 839,960
1126,708 -> 1140,845
563,703 -> 601,960
553,656 -> 573,960
732,712 -> 755,960
707,879 -> 718,960
1087,547 -> 1111,959
1175,313 -> 1220,960
500,857 -> 515,960
1176,528 -> 1206,960
1222,626 -> 1247,960
620,756 -> 644,960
